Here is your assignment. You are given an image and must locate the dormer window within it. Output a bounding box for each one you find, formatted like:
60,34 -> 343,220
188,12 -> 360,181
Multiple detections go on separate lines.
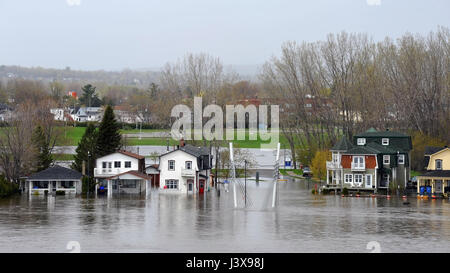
382,138 -> 389,146
357,138 -> 366,145
436,159 -> 443,170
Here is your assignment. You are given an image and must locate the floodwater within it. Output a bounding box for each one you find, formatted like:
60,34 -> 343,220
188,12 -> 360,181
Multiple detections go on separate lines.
1,172 -> 450,253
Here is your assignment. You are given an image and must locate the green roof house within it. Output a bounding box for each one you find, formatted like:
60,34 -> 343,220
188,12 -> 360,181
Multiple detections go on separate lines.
326,128 -> 412,193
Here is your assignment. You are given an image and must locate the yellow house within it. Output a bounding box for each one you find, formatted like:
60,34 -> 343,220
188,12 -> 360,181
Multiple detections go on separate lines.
417,147 -> 450,197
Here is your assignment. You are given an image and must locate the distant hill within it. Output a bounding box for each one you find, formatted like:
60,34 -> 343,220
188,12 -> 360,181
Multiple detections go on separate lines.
0,65 -> 160,87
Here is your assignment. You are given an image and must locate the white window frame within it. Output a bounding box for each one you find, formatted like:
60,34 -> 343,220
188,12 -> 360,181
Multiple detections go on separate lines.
352,156 -> 365,168
165,179 -> 178,189
168,160 -> 175,171
357,138 -> 366,146
185,161 -> 192,170
344,174 -> 353,184
383,155 -> 390,165
436,159 -> 443,170
398,154 -> 405,165
354,174 -> 363,186
124,161 -> 131,168
365,174 -> 372,187
382,138 -> 389,146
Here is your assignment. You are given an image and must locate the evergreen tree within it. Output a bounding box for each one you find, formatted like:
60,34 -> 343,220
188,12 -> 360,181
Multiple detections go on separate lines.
79,84 -> 102,107
72,123 -> 98,177
96,105 -> 122,157
32,125 -> 53,172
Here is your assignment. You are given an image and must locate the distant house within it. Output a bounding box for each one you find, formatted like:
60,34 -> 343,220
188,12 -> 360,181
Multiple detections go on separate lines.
326,128 -> 412,193
417,146 -> 450,197
94,150 -> 154,196
50,108 -> 73,121
0,103 -> 13,122
114,105 -> 142,124
71,107 -> 103,122
158,140 -> 212,194
24,165 -> 83,195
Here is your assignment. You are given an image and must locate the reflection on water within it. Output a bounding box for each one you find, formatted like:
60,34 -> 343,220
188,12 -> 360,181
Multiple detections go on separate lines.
1,176 -> 450,253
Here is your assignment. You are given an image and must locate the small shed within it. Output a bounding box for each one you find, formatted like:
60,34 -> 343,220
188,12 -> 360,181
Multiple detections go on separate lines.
26,165 -> 83,195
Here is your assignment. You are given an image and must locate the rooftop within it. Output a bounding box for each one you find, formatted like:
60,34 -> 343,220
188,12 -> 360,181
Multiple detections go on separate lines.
355,128 -> 409,138
27,165 -> 82,181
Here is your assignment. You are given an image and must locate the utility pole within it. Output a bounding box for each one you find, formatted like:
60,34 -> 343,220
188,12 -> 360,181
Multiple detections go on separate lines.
244,159 -> 247,207
87,151 -> 91,198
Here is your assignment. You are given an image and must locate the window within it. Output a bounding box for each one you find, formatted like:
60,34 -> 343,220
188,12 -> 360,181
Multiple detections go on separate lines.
398,155 -> 405,165
383,155 -> 390,165
436,159 -> 443,170
305,103 -> 312,108
102,162 -> 107,168
352,156 -> 365,168
114,161 -> 121,168
168,160 -> 175,171
382,138 -> 389,146
185,161 -> 192,170
357,138 -> 366,145
125,161 -> 131,168
166,179 -> 178,189
121,180 -> 137,188
354,174 -> 363,186
365,174 -> 372,187
108,162 -> 112,168
344,174 -> 353,184
332,153 -> 339,163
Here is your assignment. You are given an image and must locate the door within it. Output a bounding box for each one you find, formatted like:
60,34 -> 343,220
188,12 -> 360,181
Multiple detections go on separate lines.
187,179 -> 194,193
199,179 -> 205,194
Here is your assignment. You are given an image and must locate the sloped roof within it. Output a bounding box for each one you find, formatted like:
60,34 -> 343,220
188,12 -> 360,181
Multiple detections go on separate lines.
344,145 -> 379,155
331,137 -> 354,151
366,142 -> 399,154
161,144 -> 210,158
27,165 -> 82,180
418,170 -> 450,178
180,144 -> 210,157
355,128 -> 408,138
104,170 -> 153,180
117,150 -> 145,160
425,146 -> 447,156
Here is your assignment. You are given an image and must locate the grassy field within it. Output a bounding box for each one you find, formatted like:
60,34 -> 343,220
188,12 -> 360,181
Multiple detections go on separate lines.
55,126 -> 291,148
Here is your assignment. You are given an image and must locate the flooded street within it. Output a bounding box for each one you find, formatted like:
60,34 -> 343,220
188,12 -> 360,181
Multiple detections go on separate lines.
1,173 -> 450,253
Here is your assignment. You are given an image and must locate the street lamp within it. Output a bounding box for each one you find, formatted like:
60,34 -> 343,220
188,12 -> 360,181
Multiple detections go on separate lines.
244,159 -> 247,207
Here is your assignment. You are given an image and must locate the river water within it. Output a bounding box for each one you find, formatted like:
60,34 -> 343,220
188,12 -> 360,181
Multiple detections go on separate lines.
1,173 -> 449,253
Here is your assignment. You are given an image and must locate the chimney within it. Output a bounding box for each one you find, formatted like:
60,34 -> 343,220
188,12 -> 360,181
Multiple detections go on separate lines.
180,138 -> 185,147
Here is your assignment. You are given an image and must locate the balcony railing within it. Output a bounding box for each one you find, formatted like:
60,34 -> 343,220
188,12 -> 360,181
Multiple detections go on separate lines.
181,168 -> 195,177
94,168 -> 121,176
351,163 -> 365,171
326,161 -> 341,169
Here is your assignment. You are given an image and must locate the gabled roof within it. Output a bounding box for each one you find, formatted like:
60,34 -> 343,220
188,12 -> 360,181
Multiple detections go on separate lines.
117,150 -> 145,160
27,165 -> 82,180
104,170 -> 153,180
344,145 -> 379,155
425,146 -> 447,156
354,128 -> 408,138
365,142 -> 399,154
160,144 -> 210,158
331,137 -> 354,151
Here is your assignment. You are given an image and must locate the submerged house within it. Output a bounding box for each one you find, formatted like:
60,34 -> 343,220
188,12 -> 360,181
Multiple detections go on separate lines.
326,128 -> 412,193
158,140 -> 213,194
24,165 -> 83,195
417,146 -> 450,197
93,150 -> 154,196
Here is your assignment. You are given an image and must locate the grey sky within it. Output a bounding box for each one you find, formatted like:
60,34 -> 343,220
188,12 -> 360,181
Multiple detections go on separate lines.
0,0 -> 449,71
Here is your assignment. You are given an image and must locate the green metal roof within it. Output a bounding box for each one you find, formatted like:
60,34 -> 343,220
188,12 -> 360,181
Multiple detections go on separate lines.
331,137 -> 354,151
354,129 -> 408,138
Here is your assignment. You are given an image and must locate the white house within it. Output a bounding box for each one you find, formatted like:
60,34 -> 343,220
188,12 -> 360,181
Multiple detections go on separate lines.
94,150 -> 153,196
71,107 -> 103,122
159,140 -> 212,194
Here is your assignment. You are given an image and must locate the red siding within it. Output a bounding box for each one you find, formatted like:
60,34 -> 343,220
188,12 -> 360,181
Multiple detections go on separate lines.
341,155 -> 377,169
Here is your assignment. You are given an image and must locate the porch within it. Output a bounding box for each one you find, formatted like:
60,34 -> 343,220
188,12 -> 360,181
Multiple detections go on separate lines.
417,171 -> 450,197
97,171 -> 153,197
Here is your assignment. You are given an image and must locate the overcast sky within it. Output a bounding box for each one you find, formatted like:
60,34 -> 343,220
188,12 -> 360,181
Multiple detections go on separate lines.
0,0 -> 449,71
